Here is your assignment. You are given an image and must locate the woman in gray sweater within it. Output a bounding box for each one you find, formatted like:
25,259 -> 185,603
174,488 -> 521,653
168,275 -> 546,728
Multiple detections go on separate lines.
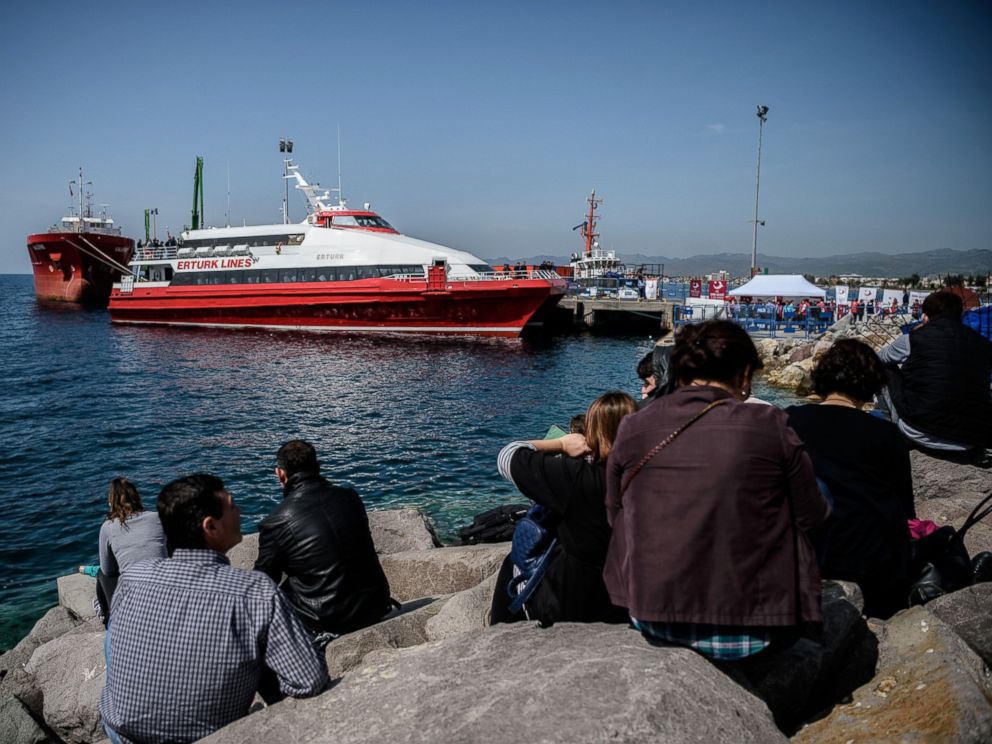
95,477 -> 167,623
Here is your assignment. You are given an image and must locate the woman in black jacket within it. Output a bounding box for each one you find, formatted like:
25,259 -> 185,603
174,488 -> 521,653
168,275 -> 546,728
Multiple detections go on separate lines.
491,391 -> 637,626
787,339 -> 916,618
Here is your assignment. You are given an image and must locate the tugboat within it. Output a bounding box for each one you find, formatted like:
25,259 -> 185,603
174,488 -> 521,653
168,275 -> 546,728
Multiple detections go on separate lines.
569,190 -> 625,279
26,169 -> 134,304
109,156 -> 565,337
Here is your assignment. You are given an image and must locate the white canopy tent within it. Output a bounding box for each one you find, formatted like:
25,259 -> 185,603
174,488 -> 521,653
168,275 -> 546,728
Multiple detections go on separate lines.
726,274 -> 825,299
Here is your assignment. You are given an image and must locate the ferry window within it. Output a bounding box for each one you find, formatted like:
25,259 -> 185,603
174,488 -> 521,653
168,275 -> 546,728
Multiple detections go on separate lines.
288,234 -> 304,245
356,215 -> 393,229
243,270 -> 261,284
338,267 -> 357,281
280,268 -> 299,282
225,271 -> 243,284
357,267 -> 377,279
469,264 -> 492,273
316,268 -> 334,281
299,267 -> 318,282
171,272 -> 192,286
260,269 -> 280,283
332,216 -> 359,227
207,273 -> 226,285
164,266 -> 173,281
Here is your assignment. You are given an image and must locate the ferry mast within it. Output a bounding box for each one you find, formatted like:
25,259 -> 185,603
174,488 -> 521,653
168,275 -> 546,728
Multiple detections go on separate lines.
581,190 -> 603,257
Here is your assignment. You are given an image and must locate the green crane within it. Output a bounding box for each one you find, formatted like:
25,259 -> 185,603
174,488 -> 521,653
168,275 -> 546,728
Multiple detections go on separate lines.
191,156 -> 204,230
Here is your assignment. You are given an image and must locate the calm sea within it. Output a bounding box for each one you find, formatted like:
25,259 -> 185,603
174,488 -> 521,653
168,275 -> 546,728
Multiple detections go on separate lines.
0,273 -> 802,649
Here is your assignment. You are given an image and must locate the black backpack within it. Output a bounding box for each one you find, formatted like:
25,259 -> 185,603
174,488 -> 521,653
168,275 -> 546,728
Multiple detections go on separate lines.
458,504 -> 529,545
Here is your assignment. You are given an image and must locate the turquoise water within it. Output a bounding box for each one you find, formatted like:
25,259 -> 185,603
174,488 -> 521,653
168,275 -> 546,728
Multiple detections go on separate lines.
0,273 -> 801,649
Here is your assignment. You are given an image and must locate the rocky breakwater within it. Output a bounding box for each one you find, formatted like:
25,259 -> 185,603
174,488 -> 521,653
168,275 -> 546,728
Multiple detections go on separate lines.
4,451 -> 992,743
759,314 -> 906,394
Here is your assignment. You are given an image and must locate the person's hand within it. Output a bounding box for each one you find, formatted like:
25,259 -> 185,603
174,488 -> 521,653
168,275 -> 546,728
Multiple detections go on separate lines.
559,433 -> 591,458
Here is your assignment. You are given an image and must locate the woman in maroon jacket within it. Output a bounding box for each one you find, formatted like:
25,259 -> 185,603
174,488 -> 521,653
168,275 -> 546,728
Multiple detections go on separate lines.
604,320 -> 830,660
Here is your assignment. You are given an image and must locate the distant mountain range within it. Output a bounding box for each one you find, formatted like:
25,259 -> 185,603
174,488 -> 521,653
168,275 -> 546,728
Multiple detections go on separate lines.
485,248 -> 992,278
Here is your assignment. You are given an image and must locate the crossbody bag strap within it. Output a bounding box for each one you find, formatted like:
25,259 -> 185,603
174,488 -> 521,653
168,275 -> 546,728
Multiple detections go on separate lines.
619,399 -> 727,498
959,490 -> 992,537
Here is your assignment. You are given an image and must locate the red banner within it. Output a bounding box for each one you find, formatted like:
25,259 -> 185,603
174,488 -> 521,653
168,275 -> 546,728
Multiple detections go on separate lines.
689,278 -> 702,298
708,279 -> 727,300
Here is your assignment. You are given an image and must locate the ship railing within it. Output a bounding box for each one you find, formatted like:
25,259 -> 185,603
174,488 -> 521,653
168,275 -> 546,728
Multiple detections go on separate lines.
134,245 -> 179,262
383,269 -> 562,283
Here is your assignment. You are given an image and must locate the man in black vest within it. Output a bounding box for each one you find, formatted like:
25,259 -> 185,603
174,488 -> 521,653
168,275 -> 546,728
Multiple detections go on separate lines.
254,440 -> 393,639
880,290 -> 992,454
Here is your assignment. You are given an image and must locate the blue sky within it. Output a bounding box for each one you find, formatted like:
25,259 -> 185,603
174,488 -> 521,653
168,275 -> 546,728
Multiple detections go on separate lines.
1,0 -> 989,273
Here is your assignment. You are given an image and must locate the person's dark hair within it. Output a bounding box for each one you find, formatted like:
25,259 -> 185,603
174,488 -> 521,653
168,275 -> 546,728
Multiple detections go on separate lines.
107,477 -> 143,525
636,352 -> 654,381
276,439 -> 320,477
922,290 -> 963,321
157,473 -> 226,551
811,339 -> 885,403
569,414 -> 586,435
671,320 -> 763,386
584,391 -> 637,464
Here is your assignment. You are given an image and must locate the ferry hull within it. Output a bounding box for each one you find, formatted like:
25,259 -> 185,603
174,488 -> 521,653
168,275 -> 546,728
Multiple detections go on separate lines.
109,278 -> 565,337
27,232 -> 134,305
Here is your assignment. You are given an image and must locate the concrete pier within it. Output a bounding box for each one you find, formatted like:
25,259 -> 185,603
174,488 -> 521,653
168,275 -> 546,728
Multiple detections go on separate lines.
558,296 -> 675,332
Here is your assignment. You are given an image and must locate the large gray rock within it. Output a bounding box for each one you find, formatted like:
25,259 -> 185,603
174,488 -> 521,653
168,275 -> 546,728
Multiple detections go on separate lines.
226,508 -> 441,571
203,623 -> 786,744
379,544 -> 508,603
424,570 -> 498,641
911,448 -> 992,503
0,695 -> 48,744
56,574 -> 97,619
794,607 -> 992,743
368,508 -> 441,554
325,597 -> 446,679
0,606 -> 85,716
226,532 -> 259,571
25,630 -> 106,743
928,583 -> 992,668
916,496 -> 992,556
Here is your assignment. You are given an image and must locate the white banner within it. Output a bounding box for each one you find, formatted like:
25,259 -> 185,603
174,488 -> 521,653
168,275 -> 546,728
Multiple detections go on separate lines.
881,289 -> 903,307
909,290 -> 929,307
858,286 -> 878,302
645,278 -> 658,300
834,286 -> 849,305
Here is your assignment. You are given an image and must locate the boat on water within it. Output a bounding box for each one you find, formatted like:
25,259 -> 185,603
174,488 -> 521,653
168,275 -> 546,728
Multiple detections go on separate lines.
109,158 -> 566,337
569,190 -> 625,280
26,169 -> 134,304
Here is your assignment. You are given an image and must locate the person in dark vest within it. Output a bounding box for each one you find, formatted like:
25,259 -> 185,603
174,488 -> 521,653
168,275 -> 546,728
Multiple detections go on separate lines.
879,290 -> 992,455
254,440 -> 393,639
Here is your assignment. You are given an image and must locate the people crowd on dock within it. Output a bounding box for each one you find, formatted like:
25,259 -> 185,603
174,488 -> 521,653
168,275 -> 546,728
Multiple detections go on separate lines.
87,289 -> 990,743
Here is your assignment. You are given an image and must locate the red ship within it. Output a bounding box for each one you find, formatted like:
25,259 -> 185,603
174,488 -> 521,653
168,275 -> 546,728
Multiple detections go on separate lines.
27,169 -> 134,304
109,156 -> 565,337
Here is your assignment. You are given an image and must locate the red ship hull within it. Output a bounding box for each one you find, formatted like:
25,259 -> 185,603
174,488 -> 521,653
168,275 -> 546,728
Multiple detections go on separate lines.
27,232 -> 134,305
109,277 -> 566,337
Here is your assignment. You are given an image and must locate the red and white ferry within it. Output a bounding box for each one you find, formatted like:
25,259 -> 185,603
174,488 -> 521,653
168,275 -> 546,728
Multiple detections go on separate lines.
27,169 -> 134,304
109,161 -> 564,337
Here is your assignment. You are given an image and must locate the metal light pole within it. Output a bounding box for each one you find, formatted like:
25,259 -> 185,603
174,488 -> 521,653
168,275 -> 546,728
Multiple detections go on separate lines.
751,105 -> 769,276
151,208 -> 158,242
279,137 -> 294,223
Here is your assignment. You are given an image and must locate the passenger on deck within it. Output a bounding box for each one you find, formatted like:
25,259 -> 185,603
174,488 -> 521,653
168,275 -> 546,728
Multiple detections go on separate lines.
100,474 -> 327,744
254,440 -> 394,641
787,339 -> 915,618
491,391 -> 637,626
879,290 -> 992,456
604,320 -> 830,660
85,477 -> 167,626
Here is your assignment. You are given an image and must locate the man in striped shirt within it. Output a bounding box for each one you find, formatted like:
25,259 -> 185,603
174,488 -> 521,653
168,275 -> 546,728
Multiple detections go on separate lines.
99,473 -> 329,744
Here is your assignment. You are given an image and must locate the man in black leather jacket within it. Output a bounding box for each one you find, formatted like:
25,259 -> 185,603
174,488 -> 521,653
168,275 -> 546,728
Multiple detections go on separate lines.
254,440 -> 392,636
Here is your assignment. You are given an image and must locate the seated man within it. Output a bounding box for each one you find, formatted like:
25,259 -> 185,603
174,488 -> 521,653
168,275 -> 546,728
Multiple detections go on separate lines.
255,440 -> 393,637
100,474 -> 328,744
879,290 -> 992,454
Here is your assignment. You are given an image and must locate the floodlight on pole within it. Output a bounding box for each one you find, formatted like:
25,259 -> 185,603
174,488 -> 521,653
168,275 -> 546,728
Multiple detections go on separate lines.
750,105 -> 769,276
279,137 -> 294,223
